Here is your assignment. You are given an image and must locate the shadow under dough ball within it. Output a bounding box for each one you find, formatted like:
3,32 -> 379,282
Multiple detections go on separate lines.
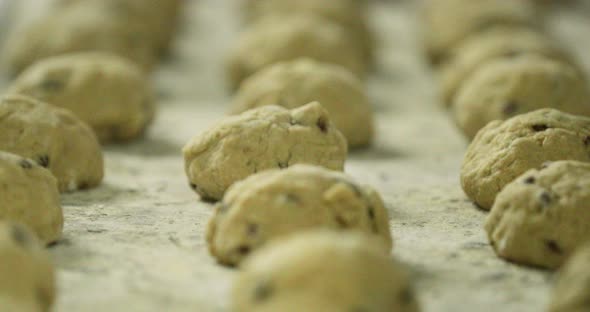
9,52 -> 156,143
231,58 -> 374,148
0,95 -> 104,192
461,109 -> 590,210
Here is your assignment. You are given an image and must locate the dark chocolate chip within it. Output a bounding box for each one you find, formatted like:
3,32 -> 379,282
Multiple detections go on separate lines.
39,79 -> 64,92
316,117 -> 328,133
367,206 -> 375,220
545,240 -> 563,254
189,183 -> 197,190
335,215 -> 348,228
584,136 -> 590,146
237,245 -> 251,256
524,176 -> 536,184
532,124 -> 549,132
253,280 -> 274,302
19,159 -> 33,169
278,162 -> 288,169
502,101 -> 519,115
37,155 -> 50,168
11,224 -> 30,247
539,192 -> 552,206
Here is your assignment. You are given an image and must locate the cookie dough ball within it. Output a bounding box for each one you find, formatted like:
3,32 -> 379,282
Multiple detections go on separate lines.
461,109 -> 590,210
3,1 -> 157,75
0,95 -> 104,192
227,14 -> 366,90
0,222 -> 56,312
206,165 -> 392,266
231,58 -> 373,148
440,26 -> 575,107
232,230 -> 419,312
0,152 -> 62,244
549,243 -> 590,312
9,52 -> 156,143
241,0 -> 374,65
421,0 -> 539,65
485,161 -> 590,269
183,102 -> 347,201
453,56 -> 590,139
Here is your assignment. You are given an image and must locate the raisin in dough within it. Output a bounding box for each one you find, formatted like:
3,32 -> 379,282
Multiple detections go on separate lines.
0,222 -> 56,312
0,95 -> 103,192
231,58 -> 373,148
232,230 -> 419,312
485,161 -> 590,269
241,0 -> 374,66
440,26 -> 575,107
2,1 -> 157,75
420,0 -> 539,65
461,109 -> 590,210
206,165 -> 392,266
453,56 -> 590,139
9,52 -> 156,143
227,14 -> 366,90
183,102 -> 347,201
549,243 -> 590,312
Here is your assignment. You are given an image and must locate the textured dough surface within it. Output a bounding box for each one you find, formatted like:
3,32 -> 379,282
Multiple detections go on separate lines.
0,152 -> 63,244
2,1 -> 157,74
206,165 -> 392,266
421,0 -> 539,65
0,222 -> 56,312
9,52 -> 156,143
461,109 -> 590,210
485,161 -> 590,269
183,102 -> 347,201
226,14 -> 366,89
453,55 -> 590,139
0,95 -> 104,192
549,243 -> 590,312
440,26 -> 574,107
232,230 -> 419,312
231,58 -> 373,148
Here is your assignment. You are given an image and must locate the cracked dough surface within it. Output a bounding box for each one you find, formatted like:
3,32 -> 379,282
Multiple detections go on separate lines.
485,161 -> 590,269
0,151 -> 62,244
453,55 -> 590,139
226,14 -> 366,90
206,164 -> 392,266
0,95 -> 103,192
9,52 -> 156,143
183,102 -> 347,201
0,221 -> 56,312
461,109 -> 590,210
232,230 -> 418,312
549,243 -> 590,312
231,58 -> 373,148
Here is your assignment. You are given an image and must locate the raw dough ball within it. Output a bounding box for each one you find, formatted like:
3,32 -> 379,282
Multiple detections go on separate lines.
485,161 -> 590,269
0,95 -> 104,192
231,58 -> 373,148
183,102 -> 347,201
3,1 -> 157,75
241,0 -> 374,65
440,26 -> 575,107
9,52 -> 156,143
0,152 -> 62,244
549,243 -> 590,312
232,230 -> 419,312
461,109 -> 590,210
421,0 -> 539,65
206,165 -> 392,266
0,222 -> 56,312
227,14 -> 366,90
453,55 -> 590,139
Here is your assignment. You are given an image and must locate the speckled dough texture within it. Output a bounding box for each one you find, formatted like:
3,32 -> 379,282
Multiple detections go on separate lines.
440,26 -> 573,107
9,52 -> 156,143
183,102 -> 347,201
0,151 -> 63,246
0,95 -> 103,192
231,58 -> 373,148
226,14 -> 366,89
0,222 -> 56,312
2,1 -> 157,74
421,0 -> 539,65
453,55 -> 590,139
485,161 -> 590,269
241,0 -> 375,65
206,165 -> 392,266
232,230 -> 419,312
461,109 -> 590,210
549,243 -> 590,312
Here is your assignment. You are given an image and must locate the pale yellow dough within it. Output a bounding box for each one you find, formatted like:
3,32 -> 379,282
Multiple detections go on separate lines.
549,243 -> 590,312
